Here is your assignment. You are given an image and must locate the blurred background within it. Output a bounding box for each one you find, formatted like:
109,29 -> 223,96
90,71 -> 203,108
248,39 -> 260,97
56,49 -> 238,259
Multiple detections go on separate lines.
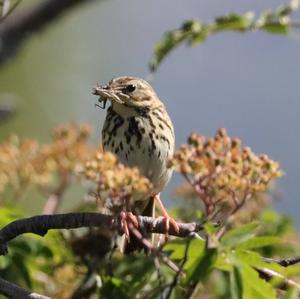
1,0 -> 300,224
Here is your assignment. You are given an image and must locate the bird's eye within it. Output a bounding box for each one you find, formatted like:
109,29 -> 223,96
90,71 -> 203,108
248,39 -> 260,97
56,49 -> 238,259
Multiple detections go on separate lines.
125,84 -> 136,93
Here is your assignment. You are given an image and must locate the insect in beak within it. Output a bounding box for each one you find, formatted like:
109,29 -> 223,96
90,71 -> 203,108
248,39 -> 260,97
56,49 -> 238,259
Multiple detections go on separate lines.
93,84 -> 109,109
95,98 -> 107,109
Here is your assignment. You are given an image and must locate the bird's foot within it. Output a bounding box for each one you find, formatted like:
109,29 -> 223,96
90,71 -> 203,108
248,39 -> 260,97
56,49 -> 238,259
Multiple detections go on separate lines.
154,194 -> 180,234
120,211 -> 138,240
153,215 -> 180,234
161,215 -> 180,233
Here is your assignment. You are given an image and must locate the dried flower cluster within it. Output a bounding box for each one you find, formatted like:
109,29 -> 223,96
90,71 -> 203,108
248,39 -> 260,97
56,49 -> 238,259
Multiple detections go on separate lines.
0,122 -> 282,222
81,150 -> 152,213
0,123 -> 92,195
169,128 -> 282,216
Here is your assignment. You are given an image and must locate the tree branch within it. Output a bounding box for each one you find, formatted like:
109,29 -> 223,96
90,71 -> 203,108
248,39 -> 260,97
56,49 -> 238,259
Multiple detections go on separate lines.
0,0 -> 22,23
0,212 -> 207,255
0,0 -> 97,64
263,256 -> 300,267
1,212 -> 300,297
0,276 -> 50,299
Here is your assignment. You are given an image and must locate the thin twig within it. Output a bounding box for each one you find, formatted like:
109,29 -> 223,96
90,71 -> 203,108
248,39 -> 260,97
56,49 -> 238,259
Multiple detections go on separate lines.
154,257 -> 165,299
263,256 -> 300,267
256,267 -> 300,290
164,240 -> 191,299
0,0 -> 96,64
138,283 -> 172,299
182,173 -> 211,216
42,173 -> 70,214
70,265 -> 99,299
0,276 -> 51,299
127,221 -> 180,273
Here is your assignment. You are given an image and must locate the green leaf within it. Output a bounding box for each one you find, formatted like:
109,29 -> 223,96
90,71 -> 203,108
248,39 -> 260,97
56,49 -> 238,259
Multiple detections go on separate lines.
149,30 -> 185,72
164,239 -> 205,260
215,12 -> 254,31
14,254 -> 32,288
262,23 -> 289,34
149,19 -> 206,72
204,222 -> 218,236
99,277 -> 130,299
130,258 -> 155,295
0,256 -> 10,269
233,249 -> 286,276
284,286 -> 299,299
282,264 -> 300,277
185,248 -> 217,283
0,207 -> 23,226
239,264 -> 276,299
236,236 -> 280,250
230,266 -> 243,299
215,250 -> 233,272
189,31 -> 208,46
221,223 -> 260,248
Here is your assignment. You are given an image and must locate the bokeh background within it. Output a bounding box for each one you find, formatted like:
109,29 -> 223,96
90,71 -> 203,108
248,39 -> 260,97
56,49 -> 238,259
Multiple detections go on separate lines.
1,0 -> 300,224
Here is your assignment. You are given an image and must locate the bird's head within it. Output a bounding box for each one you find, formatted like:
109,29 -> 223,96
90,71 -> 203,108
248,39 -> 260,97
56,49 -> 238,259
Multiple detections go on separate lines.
93,76 -> 160,111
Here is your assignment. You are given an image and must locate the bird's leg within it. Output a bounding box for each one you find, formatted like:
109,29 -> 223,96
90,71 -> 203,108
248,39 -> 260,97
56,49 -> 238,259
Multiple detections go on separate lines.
120,211 -> 139,240
154,193 -> 180,233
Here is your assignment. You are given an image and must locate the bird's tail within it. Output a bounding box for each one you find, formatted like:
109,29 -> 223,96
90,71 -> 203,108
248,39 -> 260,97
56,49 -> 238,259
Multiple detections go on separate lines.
121,197 -> 155,254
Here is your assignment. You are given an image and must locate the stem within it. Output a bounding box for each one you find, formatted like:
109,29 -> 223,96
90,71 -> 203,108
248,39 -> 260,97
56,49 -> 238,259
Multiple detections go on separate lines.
42,173 -> 69,214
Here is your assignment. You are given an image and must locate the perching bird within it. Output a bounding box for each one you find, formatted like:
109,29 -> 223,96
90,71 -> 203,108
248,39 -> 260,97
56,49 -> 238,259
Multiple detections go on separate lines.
93,76 -> 178,253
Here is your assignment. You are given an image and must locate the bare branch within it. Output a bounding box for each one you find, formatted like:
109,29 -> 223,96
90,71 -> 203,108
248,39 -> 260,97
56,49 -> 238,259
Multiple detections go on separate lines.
164,240 -> 191,299
0,276 -> 50,299
257,267 -> 300,290
0,0 -> 97,64
255,257 -> 300,291
0,0 -> 22,23
0,212 -> 208,255
263,256 -> 300,267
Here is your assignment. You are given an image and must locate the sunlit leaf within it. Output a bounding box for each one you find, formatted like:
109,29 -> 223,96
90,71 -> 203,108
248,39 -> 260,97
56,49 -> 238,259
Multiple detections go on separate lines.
221,223 -> 260,248
233,249 -> 286,276
185,248 -> 217,283
239,264 -> 276,299
149,30 -> 185,72
284,286 -> 299,299
204,222 -> 218,236
230,266 -> 243,299
164,239 -> 205,260
262,23 -> 289,34
215,13 -> 254,31
236,236 -> 280,250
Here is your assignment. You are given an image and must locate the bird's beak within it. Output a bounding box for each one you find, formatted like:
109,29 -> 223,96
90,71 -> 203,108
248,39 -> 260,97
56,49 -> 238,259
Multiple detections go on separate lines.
92,85 -> 125,105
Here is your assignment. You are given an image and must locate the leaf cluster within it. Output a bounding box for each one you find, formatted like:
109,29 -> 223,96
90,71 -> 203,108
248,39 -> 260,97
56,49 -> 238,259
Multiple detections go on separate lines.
150,0 -> 300,71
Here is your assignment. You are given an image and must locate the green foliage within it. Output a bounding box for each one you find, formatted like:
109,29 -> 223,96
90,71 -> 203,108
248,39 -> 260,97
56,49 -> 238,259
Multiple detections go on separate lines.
0,207 -> 68,291
150,0 -> 299,71
220,223 -> 260,248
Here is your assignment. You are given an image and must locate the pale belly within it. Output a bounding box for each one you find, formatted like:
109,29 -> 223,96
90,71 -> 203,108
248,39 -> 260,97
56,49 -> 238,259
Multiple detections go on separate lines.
102,112 -> 174,195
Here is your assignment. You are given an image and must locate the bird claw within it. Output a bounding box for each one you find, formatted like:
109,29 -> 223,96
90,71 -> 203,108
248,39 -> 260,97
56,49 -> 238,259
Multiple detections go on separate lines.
120,211 -> 139,240
153,194 -> 180,234
153,216 -> 180,234
164,216 -> 180,234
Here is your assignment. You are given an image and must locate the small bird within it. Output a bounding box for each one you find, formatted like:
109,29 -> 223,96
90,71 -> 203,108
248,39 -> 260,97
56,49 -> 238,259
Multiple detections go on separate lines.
93,76 -> 178,252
